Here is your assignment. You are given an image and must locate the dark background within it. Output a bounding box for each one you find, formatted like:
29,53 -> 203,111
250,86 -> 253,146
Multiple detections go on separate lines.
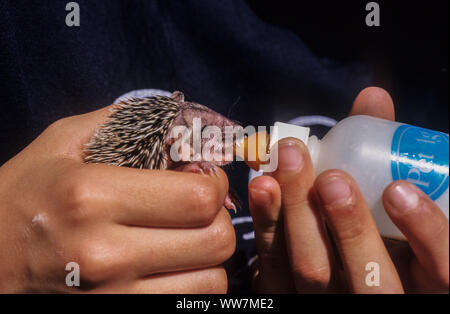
0,0 -> 448,293
248,0 -> 449,127
0,0 -> 448,166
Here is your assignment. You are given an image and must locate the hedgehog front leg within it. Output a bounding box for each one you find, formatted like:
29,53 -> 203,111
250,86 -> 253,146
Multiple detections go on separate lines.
182,161 -> 218,175
181,162 -> 239,213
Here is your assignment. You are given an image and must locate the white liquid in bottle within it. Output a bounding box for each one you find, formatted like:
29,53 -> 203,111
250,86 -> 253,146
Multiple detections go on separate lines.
273,115 -> 449,239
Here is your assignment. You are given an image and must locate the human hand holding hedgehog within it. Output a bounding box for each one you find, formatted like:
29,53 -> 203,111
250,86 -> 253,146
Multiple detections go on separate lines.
0,88 -> 447,294
0,95 -> 236,293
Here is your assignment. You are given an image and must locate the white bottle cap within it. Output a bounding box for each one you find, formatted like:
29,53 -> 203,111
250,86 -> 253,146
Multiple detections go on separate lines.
270,122 -> 310,149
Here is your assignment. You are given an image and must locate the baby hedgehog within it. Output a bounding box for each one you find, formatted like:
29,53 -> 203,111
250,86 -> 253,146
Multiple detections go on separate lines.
84,91 -> 241,211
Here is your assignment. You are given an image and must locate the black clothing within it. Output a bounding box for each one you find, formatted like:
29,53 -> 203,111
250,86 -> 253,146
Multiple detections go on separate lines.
0,0 -> 448,292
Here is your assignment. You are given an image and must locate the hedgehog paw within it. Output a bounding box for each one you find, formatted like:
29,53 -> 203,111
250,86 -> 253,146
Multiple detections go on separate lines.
224,195 -> 237,214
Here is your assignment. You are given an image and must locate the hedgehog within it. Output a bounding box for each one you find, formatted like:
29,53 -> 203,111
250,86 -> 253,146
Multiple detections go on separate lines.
84,91 -> 241,211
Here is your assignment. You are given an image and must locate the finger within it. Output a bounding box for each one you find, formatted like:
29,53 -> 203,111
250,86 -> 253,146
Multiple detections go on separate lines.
248,175 -> 296,292
270,138 -> 336,291
94,267 -> 228,294
121,208 -> 235,276
383,181 -> 449,290
57,162 -> 229,228
74,208 -> 235,282
314,170 -> 404,293
350,87 -> 395,121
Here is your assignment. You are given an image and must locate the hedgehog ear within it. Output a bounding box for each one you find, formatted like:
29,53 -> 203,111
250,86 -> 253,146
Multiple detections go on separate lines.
171,91 -> 185,102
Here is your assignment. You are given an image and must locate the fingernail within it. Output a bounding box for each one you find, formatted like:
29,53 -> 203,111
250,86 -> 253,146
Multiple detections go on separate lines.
277,142 -> 304,171
249,188 -> 272,207
317,176 -> 352,207
388,183 -> 419,213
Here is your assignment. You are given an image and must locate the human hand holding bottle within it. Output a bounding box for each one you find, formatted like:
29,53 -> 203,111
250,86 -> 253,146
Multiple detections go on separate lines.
249,87 -> 449,293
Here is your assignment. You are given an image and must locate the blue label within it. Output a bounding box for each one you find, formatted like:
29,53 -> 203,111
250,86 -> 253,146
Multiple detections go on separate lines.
391,125 -> 449,200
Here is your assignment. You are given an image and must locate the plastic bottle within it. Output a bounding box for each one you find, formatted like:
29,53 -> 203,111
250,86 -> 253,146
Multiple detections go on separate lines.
269,115 -> 449,239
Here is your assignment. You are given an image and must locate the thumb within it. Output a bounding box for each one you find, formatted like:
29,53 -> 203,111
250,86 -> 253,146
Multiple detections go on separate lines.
248,175 -> 296,292
74,104 -> 118,144
349,87 -> 395,121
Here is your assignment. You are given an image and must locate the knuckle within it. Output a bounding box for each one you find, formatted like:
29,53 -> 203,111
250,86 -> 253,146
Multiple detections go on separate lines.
191,178 -> 222,225
75,240 -> 116,284
59,172 -> 95,223
284,195 -> 311,212
202,267 -> 228,293
67,183 -> 91,209
332,213 -> 370,243
321,200 -> 372,244
46,116 -> 77,136
205,213 -> 236,263
47,117 -> 71,131
291,263 -> 331,288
